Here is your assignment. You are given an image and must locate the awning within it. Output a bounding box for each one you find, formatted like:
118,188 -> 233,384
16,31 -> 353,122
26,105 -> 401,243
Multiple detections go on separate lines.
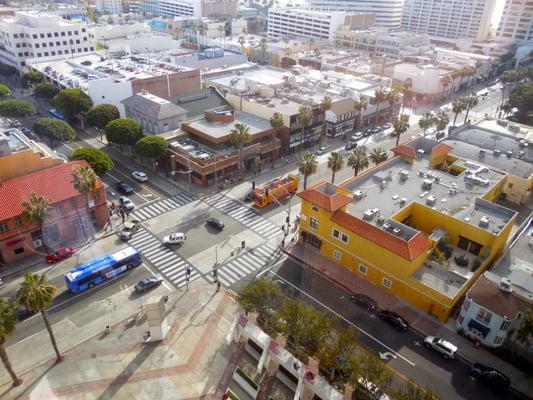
467,319 -> 490,338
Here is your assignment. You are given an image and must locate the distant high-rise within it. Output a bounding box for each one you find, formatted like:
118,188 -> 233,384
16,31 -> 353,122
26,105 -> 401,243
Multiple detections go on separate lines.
401,0 -> 497,40
496,0 -> 533,42
306,0 -> 404,28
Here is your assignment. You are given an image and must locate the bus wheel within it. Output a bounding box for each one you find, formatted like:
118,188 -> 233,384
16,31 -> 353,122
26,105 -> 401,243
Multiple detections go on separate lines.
127,264 -> 132,270
89,283 -> 95,289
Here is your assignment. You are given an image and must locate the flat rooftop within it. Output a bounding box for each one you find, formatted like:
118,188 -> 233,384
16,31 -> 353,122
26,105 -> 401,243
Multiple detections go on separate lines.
185,110 -> 272,140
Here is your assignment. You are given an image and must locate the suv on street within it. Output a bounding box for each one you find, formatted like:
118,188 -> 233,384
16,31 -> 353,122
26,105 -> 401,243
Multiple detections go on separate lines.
118,219 -> 140,241
206,217 -> 225,231
424,336 -> 457,359
119,196 -> 135,211
378,310 -> 409,331
134,275 -> 163,293
469,363 -> 510,389
132,171 -> 148,182
116,181 -> 134,195
350,293 -> 377,311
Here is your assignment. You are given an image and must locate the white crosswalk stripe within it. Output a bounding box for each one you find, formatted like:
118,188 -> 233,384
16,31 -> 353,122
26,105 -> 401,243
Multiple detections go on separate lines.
207,242 -> 284,287
128,227 -> 199,289
203,194 -> 281,239
131,192 -> 197,222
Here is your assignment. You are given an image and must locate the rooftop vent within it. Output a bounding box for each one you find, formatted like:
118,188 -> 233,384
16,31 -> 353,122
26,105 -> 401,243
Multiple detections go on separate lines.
416,149 -> 425,158
363,210 -> 374,221
426,195 -> 436,206
353,190 -> 364,200
382,222 -> 391,231
392,227 -> 401,235
422,179 -> 432,190
494,149 -> 501,157
479,215 -> 490,228
399,197 -> 407,205
518,151 -> 525,159
506,151 -> 513,158
498,277 -> 512,293
399,170 -> 409,181
479,149 -> 486,157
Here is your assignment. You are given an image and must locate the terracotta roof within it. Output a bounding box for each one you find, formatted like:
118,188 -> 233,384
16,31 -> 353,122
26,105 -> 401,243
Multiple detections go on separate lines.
431,143 -> 453,159
298,186 -> 352,212
391,144 -> 416,159
467,274 -> 532,319
330,211 -> 431,260
0,161 -> 102,221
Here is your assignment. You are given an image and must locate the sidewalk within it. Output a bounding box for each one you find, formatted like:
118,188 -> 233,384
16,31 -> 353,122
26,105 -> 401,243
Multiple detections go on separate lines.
282,241 -> 532,399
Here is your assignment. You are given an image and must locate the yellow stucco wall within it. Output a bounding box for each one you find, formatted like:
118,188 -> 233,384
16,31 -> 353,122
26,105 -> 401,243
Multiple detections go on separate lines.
0,149 -> 63,180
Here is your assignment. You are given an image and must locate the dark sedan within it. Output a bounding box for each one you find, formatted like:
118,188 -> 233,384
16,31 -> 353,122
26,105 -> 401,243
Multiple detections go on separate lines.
469,363 -> 510,390
350,293 -> 377,311
116,181 -> 134,195
378,309 -> 409,331
344,141 -> 358,151
206,217 -> 225,230
134,275 -> 163,293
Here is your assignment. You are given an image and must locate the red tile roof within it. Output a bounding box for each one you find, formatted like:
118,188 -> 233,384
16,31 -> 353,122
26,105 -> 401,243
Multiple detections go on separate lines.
431,143 -> 453,159
298,185 -> 353,212
391,144 -> 416,159
0,161 -> 102,221
330,211 -> 431,260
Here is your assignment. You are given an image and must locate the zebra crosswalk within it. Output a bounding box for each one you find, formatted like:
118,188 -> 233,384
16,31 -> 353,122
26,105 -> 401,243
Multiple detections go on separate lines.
203,193 -> 281,239
131,192 -> 197,222
128,228 -> 200,289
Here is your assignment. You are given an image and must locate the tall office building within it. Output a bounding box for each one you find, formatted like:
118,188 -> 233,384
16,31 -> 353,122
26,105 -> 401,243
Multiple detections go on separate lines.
95,0 -> 123,14
401,0 -> 497,40
496,0 -> 533,42
306,0 -> 404,28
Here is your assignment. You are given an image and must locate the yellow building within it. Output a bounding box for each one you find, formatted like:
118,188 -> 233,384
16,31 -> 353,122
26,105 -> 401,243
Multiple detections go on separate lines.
297,138 -> 518,321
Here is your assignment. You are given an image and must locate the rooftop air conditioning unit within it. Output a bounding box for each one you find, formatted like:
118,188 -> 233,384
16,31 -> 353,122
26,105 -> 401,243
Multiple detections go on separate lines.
518,151 -> 525,159
354,190 -> 364,200
494,149 -> 501,157
422,179 -> 432,190
363,210 -> 374,221
376,216 -> 385,225
399,197 -> 407,205
400,170 -> 409,181
506,151 -> 513,158
416,149 -> 425,158
33,239 -> 43,248
426,195 -> 436,206
380,180 -> 387,189
498,277 -> 512,293
479,149 -> 486,157
383,222 -> 391,231
479,215 -> 490,228
392,227 -> 401,235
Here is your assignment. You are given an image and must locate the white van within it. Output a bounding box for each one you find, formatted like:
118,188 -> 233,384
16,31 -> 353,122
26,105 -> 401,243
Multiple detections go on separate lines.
162,232 -> 186,245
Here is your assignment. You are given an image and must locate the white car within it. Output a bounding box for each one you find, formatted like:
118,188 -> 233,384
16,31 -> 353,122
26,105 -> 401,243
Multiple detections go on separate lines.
119,196 -> 135,211
132,171 -> 148,182
162,232 -> 187,245
424,336 -> 458,359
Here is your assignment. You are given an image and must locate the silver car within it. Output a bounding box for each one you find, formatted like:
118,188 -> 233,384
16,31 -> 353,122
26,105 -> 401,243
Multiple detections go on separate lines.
424,336 -> 457,359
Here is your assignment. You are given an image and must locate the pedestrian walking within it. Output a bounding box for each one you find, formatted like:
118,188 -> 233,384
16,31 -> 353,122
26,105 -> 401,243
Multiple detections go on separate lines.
216,281 -> 221,292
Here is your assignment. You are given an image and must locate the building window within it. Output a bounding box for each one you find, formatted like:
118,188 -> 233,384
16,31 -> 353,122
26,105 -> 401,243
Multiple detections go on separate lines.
494,336 -> 504,345
35,43 -> 40,48
333,250 -> 341,260
500,320 -> 511,331
476,308 -> 492,325
54,32 -> 59,37
0,223 -> 8,232
312,206 -> 319,212
14,247 -> 24,255
382,278 -> 392,289
508,183 -> 514,188
47,33 -> 52,38
56,41 -> 60,46
40,33 -> 45,38
44,52 -> 49,57
341,233 -> 348,243
359,264 -> 367,275
310,217 -> 318,230
332,228 -> 340,239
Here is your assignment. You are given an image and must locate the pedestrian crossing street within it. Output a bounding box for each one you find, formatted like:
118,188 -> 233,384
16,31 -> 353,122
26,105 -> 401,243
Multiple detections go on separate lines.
129,227 -> 199,289
208,242 -> 284,287
131,192 -> 197,222
203,193 -> 281,239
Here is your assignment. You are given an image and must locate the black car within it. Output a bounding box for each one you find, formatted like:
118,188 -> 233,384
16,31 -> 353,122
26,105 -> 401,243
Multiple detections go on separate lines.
206,217 -> 225,230
16,306 -> 37,321
363,128 -> 374,137
371,126 -> 382,134
345,141 -> 358,151
350,293 -> 377,311
134,275 -> 163,293
378,309 -> 409,331
116,181 -> 134,195
469,363 -> 510,389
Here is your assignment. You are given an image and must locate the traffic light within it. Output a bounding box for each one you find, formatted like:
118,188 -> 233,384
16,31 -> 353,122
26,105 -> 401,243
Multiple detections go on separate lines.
186,267 -> 191,276
241,240 -> 246,249
252,181 -> 255,190
286,216 -> 290,224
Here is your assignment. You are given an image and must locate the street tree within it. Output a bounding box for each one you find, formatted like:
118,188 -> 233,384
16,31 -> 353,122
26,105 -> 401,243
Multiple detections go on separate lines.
319,96 -> 332,144
71,165 -> 98,240
70,148 -> 114,176
369,147 -> 388,165
394,379 -> 438,400
0,99 -> 35,117
393,114 -> 410,147
0,84 -> 11,97
451,98 -> 467,126
0,63 -> 18,77
440,74 -> 453,99
135,135 -> 169,168
347,352 -> 393,400
0,299 -> 23,386
238,278 -> 285,329
506,81 -> 533,125
32,118 -> 76,142
33,82 -> 59,99
17,273 -> 62,362
22,192 -> 50,249
347,147 -> 369,176
52,88 -> 93,121
373,87 -> 388,125
327,151 -> 344,184
269,112 -> 284,168
230,123 -> 252,180
316,327 -> 358,383
85,104 -> 120,129
418,112 -> 437,135
353,96 -> 368,130
21,70 -> 44,88
462,94 -> 479,124
297,151 -> 318,189
296,105 -> 313,147
105,118 -> 144,152
435,111 -> 450,132
259,38 -> 268,63
516,308 -> 533,347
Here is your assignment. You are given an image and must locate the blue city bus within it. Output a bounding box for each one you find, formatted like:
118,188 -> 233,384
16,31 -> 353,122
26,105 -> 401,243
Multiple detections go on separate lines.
64,247 -> 142,293
49,108 -> 66,121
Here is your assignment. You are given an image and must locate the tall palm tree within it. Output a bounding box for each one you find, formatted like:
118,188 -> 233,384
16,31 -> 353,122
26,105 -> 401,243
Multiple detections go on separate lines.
353,96 -> 368,130
230,123 -> 252,180
373,87 -> 387,126
22,192 -> 50,249
463,94 -> 479,124
319,95 -> 332,144
387,89 -> 401,118
418,112 -> 436,135
308,38 -> 315,50
71,165 -> 97,240
347,147 -> 369,176
450,69 -> 462,94
217,25 -> 225,48
440,74 -> 452,99
297,151 -> 318,189
238,35 -> 245,54
17,272 -> 61,362
297,105 -> 313,148
259,38 -> 267,63
198,23 -> 208,49
393,114 -> 410,147
452,98 -> 466,126
269,112 -> 284,168
435,111 -> 450,133
0,299 -> 23,386
327,151 -> 343,183
369,147 -> 388,165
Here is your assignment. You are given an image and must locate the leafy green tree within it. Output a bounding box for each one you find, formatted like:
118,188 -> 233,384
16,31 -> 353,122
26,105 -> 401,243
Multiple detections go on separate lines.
0,63 -> 18,77
34,82 -> 59,99
230,123 -> 252,180
393,114 -> 410,147
0,83 -> 11,97
52,88 -> 93,121
347,147 -> 369,176
238,278 -> 285,328
85,104 -> 120,129
70,148 -> 113,176
297,151 -> 318,189
369,147 -> 388,165
105,118 -> 144,152
21,70 -> 44,88
135,136 -> 169,167
394,380 -> 438,400
452,98 -> 467,126
506,82 -> 533,125
17,272 -> 62,362
316,327 -> 358,383
435,111 -> 450,132
32,118 -> 76,141
418,112 -> 437,134
327,151 -> 343,184
0,299 -> 23,386
269,111 -> 284,168
0,99 -> 35,117
296,105 -> 313,147
348,352 -> 393,400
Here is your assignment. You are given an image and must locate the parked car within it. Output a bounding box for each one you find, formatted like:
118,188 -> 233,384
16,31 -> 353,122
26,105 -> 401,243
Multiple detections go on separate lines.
424,336 -> 457,359
46,246 -> 76,263
206,217 -> 225,230
350,293 -> 377,311
162,232 -> 187,245
378,310 -> 409,331
134,275 -> 163,293
469,363 -> 510,389
363,128 -> 373,137
16,306 -> 37,321
371,126 -> 382,134
116,181 -> 134,195
345,141 -> 358,151
119,196 -> 135,211
382,123 -> 392,130
315,146 -> 327,155
132,171 -> 148,182
118,219 -> 140,241
243,190 -> 255,202
351,132 -> 363,141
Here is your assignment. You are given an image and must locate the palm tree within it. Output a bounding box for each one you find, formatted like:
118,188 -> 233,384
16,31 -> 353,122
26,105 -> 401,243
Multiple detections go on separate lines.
217,25 -> 225,48
435,111 -> 450,133
0,299 -> 23,386
387,89 -> 401,118
373,87 -> 387,126
463,94 -> 479,124
297,151 -> 318,189
452,98 -> 466,126
400,78 -> 413,112
297,105 -> 312,148
22,192 -> 50,249
440,74 -> 452,99
353,96 -> 368,130
17,272 -> 62,362
347,147 -> 369,176
259,38 -> 267,63
369,147 -> 388,165
198,23 -> 207,49
393,114 -> 410,147
319,95 -> 332,144
238,35 -> 245,54
282,36 -> 289,52
516,309 -> 533,347
418,112 -> 436,135
269,112 -> 284,168
71,165 -> 97,240
450,69 -> 462,94
230,123 -> 252,180
327,151 -> 343,183
308,38 -> 315,50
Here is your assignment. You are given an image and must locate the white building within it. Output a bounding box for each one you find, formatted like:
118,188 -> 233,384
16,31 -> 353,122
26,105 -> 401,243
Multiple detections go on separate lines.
158,0 -> 201,17
457,217 -> 533,353
0,11 -> 94,71
496,0 -> 533,43
401,0 -> 497,41
306,0 -> 404,28
95,0 -> 124,15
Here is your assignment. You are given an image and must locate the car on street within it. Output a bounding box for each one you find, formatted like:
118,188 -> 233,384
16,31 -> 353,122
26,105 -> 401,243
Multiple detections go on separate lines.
119,196 -> 135,211
162,232 -> 187,245
371,126 -> 382,134
363,128 -> 374,137
382,123 -> 392,130
351,132 -> 363,141
344,141 -> 358,151
134,275 -> 163,293
243,190 -> 255,202
315,146 -> 327,155
46,246 -> 76,263
116,181 -> 134,195
477,89 -> 489,97
424,336 -> 457,359
132,171 -> 148,182
469,363 -> 510,389
16,306 -> 37,321
350,293 -> 377,311
118,219 -> 140,241
378,310 -> 409,331
206,217 -> 225,230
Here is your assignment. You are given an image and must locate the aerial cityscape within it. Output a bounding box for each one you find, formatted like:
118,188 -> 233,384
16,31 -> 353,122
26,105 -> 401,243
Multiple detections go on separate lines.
0,0 -> 531,399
